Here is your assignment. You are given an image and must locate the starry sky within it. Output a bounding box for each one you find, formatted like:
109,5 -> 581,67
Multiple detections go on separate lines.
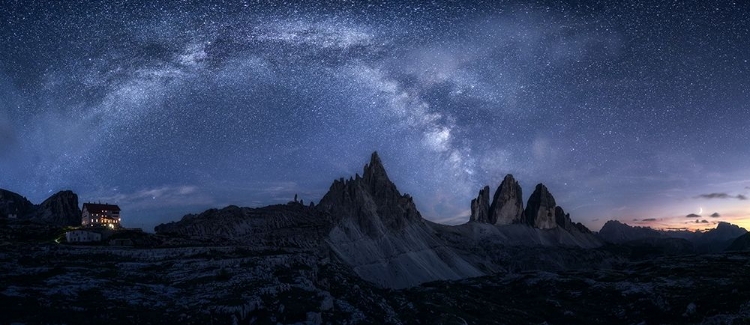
1,0 -> 749,232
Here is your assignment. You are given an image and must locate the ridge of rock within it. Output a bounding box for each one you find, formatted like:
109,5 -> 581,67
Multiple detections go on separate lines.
598,220 -> 664,243
154,203 -> 333,247
488,174 -> 524,225
524,183 -> 557,229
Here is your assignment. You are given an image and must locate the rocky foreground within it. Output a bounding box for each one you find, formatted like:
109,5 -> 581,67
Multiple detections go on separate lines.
1,242 -> 749,324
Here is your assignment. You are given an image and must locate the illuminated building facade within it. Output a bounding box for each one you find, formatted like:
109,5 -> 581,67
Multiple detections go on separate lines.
82,203 -> 121,229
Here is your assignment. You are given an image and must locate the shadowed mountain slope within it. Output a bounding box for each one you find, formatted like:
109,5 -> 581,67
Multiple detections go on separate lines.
0,189 -> 81,226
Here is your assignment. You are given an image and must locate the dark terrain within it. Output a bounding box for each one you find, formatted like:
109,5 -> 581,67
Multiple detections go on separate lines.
2,237 -> 749,324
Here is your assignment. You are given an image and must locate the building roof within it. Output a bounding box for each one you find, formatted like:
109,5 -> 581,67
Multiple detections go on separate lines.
83,203 -> 121,214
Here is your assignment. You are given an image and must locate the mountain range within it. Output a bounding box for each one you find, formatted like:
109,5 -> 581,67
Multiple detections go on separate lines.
2,152 -> 748,289
3,152 -> 750,324
599,219 -> 748,254
152,152 -> 617,288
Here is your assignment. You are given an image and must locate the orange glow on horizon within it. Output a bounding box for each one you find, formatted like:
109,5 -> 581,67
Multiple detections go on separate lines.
621,209 -> 750,232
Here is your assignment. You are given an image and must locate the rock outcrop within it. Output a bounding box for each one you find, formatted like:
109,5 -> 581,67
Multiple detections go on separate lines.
524,184 -> 558,229
469,186 -> 490,223
488,174 -> 524,225
0,189 -> 81,226
32,190 -> 81,226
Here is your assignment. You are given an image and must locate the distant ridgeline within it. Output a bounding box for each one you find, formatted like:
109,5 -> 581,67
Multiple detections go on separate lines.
3,152 -> 748,289
599,219 -> 748,254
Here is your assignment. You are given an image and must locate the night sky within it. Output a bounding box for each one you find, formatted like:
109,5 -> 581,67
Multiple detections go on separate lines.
2,1 -> 749,232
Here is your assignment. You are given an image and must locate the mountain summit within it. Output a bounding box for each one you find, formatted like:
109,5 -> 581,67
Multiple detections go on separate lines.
318,151 -> 422,236
489,174 -> 524,225
470,175 -> 525,225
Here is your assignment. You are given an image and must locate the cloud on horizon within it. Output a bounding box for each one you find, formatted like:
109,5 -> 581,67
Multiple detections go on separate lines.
695,193 -> 747,200
641,218 -> 657,222
710,212 -> 720,218
686,213 -> 701,218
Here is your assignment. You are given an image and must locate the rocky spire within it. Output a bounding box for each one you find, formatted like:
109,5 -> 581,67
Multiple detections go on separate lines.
554,206 -> 572,230
469,186 -> 490,223
318,151 -> 422,237
488,174 -> 524,225
524,184 -> 557,229
363,151 -> 391,195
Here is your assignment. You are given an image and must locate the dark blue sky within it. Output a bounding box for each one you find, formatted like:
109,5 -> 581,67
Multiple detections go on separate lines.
1,0 -> 749,232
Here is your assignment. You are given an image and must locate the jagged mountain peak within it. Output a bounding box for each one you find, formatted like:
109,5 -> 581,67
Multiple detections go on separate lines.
489,174 -> 524,225
715,221 -> 745,232
364,151 -> 385,176
318,151 -> 422,237
362,151 -> 398,195
469,186 -> 491,223
525,183 -> 557,229
602,219 -> 625,227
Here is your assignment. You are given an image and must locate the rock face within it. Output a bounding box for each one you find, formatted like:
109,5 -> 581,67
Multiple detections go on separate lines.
524,184 -> 558,229
0,189 -> 81,226
488,174 -> 524,225
318,152 -> 484,288
469,186 -> 490,223
554,206 -> 571,230
32,190 -> 81,226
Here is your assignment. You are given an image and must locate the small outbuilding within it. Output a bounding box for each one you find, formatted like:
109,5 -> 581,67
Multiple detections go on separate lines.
65,230 -> 101,243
